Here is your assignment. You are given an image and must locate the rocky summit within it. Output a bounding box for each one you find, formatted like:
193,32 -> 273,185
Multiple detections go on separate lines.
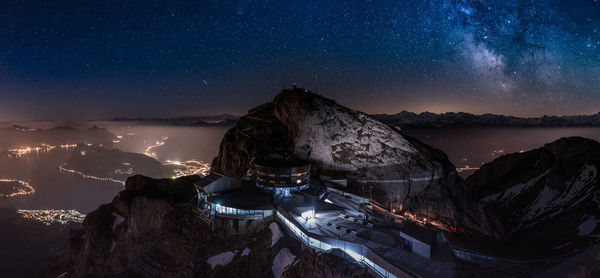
211,88 -> 497,237
465,137 -> 600,259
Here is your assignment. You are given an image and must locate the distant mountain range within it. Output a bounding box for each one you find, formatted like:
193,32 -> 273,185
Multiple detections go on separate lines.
372,111 -> 600,128
0,124 -> 117,149
112,114 -> 238,127
112,111 -> 600,128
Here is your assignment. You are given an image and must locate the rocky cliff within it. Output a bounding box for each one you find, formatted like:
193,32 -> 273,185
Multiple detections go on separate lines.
0,208 -> 79,278
48,175 -> 368,278
211,88 -> 498,237
465,137 -> 600,258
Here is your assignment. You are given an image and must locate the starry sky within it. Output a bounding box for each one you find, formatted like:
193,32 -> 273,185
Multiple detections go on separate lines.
1,0 -> 599,120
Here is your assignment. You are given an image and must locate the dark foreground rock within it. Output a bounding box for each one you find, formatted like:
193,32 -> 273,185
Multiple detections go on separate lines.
0,208 -> 78,278
47,175 -> 368,278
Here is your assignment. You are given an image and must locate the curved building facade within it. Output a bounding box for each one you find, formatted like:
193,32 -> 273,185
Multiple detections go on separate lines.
253,158 -> 311,196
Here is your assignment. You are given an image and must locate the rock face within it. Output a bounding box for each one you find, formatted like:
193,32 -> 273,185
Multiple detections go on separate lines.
212,88 -> 497,237
48,175 -> 368,278
212,88 -> 426,176
0,208 -> 79,278
465,137 -> 600,257
48,175 -> 206,277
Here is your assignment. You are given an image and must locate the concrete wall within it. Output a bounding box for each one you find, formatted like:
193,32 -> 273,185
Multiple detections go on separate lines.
321,177 -> 348,188
213,215 -> 273,236
326,186 -> 370,204
400,232 -> 431,259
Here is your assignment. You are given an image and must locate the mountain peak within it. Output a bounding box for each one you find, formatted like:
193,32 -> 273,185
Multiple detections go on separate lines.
212,88 -> 497,237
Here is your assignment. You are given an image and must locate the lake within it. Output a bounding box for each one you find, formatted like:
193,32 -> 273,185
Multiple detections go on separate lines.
401,127 -> 600,177
1,121 -> 599,212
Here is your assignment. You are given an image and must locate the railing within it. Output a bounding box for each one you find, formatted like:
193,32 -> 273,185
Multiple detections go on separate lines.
325,186 -> 370,204
214,210 -> 273,219
213,203 -> 273,219
275,207 -> 421,278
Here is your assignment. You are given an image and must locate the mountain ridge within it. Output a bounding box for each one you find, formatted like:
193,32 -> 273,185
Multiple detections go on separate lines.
373,111 -> 600,127
462,136 -> 600,259
212,88 -> 499,237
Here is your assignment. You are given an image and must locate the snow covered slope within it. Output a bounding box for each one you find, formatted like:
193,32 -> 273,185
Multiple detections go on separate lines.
466,137 -> 600,256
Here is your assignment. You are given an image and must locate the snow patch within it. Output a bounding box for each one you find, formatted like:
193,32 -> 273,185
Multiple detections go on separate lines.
112,212 -> 125,231
552,242 -> 573,250
272,248 -> 296,278
577,216 -> 598,236
517,165 -> 597,230
521,185 -> 555,221
241,247 -> 251,256
483,170 -> 549,205
552,242 -> 572,250
206,251 -> 237,269
270,222 -> 282,247
556,164 -> 597,208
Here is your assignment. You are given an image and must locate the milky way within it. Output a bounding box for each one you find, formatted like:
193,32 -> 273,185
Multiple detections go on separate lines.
0,0 -> 599,120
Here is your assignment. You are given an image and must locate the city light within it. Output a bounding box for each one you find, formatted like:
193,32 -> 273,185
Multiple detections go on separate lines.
163,159 -> 210,177
17,209 -> 86,225
7,143 -> 80,158
143,136 -> 168,158
59,163 -> 125,185
491,149 -> 505,156
60,144 -> 77,149
0,178 -> 36,198
8,144 -> 56,158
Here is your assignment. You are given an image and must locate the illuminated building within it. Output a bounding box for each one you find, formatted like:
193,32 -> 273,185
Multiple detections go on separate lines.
253,158 -> 311,196
194,173 -> 274,225
193,157 -> 447,278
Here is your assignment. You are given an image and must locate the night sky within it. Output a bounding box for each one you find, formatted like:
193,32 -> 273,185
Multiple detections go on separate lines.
1,0 -> 600,120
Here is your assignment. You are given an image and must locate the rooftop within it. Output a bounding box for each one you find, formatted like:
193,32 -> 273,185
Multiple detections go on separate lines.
279,190 -> 456,278
209,183 -> 275,210
194,173 -> 223,189
253,158 -> 311,168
